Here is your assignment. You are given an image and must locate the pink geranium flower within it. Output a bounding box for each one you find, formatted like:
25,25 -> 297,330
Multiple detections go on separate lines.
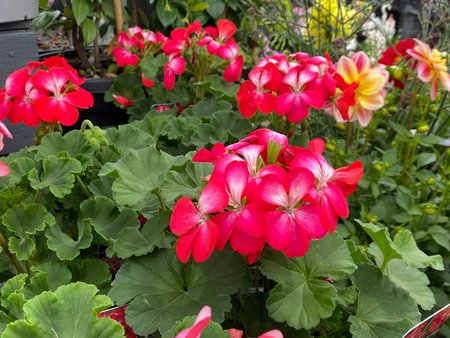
218,38 -> 243,82
170,181 -> 228,263
290,140 -> 363,231
212,161 -> 266,258
163,54 -> 186,90
32,67 -> 93,126
274,67 -> 324,123
237,63 -> 282,118
258,167 -> 325,257
8,78 -> 47,126
113,32 -> 140,67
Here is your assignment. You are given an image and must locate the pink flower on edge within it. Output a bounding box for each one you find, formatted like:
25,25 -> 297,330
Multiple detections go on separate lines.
170,181 -> 228,263
0,122 -> 13,176
176,306 -> 211,338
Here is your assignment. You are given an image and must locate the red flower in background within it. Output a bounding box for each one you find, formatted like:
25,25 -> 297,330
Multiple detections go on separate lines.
98,305 -> 136,338
378,38 -> 415,66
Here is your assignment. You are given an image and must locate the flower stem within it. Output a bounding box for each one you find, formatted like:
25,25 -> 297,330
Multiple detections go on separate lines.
0,230 -> 26,274
344,123 -> 353,154
76,175 -> 92,197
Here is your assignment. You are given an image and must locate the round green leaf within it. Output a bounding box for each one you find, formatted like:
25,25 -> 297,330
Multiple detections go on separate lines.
349,264 -> 421,338
260,233 -> 356,329
109,248 -> 246,336
3,203 -> 56,237
46,219 -> 93,261
28,155 -> 83,198
2,282 -> 124,338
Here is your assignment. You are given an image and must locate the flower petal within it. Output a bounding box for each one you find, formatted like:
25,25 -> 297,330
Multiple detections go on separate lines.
198,181 -> 228,215
170,197 -> 202,236
265,211 -> 293,250
192,220 -> 219,262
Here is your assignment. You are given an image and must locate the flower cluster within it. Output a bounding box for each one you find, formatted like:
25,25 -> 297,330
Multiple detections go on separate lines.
112,20 -> 243,106
113,26 -> 167,68
0,56 -> 93,127
237,51 -> 388,127
169,129 -> 363,264
98,305 -> 137,338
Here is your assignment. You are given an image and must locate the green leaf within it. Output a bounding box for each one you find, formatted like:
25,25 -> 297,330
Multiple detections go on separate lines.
68,259 -> 111,293
140,54 -> 166,80
28,155 -> 83,198
395,186 -> 414,211
0,274 -> 28,320
3,203 -> 56,237
392,230 -> 443,270
260,233 -> 356,329
191,2 -> 209,12
46,219 -> 93,260
362,221 -> 443,271
349,264 -> 420,338
160,162 -> 211,207
105,124 -> 156,154
204,74 -> 239,98
358,221 -> 401,267
71,0 -> 93,25
369,245 -> 435,310
113,211 -> 171,258
31,10 -> 61,30
2,204 -> 55,261
427,225 -> 450,251
204,0 -> 225,18
8,236 -> 35,261
7,158 -> 35,185
82,18 -> 96,45
80,196 -> 139,242
156,0 -> 180,27
2,282 -> 124,338
385,259 -> 435,310
109,248 -> 246,336
104,73 -> 145,103
27,263 -> 72,294
102,146 -> 187,209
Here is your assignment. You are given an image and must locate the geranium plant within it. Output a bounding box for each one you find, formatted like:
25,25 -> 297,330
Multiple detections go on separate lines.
0,3 -> 449,337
